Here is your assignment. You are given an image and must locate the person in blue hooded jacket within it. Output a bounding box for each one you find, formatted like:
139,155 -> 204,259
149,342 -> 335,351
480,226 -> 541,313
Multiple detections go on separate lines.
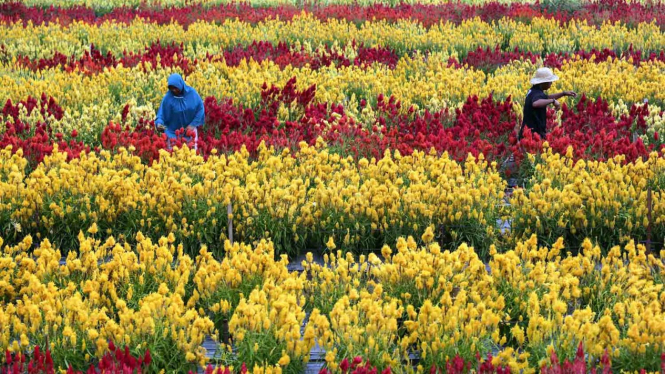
155,73 -> 205,147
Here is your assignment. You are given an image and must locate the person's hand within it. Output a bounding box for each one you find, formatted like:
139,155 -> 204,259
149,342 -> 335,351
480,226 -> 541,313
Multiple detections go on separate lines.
553,99 -> 561,110
186,125 -> 196,132
156,124 -> 166,132
563,91 -> 577,98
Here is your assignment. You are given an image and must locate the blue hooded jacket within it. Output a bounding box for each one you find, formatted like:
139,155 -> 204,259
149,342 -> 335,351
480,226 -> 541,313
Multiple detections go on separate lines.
155,73 -> 205,139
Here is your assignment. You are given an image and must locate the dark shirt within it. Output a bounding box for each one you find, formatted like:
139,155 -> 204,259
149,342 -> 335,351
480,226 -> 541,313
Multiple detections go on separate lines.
521,86 -> 549,139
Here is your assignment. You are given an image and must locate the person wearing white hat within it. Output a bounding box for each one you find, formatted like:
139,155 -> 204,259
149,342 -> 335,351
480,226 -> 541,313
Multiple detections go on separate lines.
519,67 -> 577,139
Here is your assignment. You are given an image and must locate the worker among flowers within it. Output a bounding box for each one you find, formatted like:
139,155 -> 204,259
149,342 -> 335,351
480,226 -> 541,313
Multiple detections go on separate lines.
155,73 -> 205,146
520,67 -> 577,139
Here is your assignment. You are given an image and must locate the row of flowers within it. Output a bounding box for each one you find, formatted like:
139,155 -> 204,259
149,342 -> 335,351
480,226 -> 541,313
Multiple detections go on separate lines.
2,0 -> 664,28
9,41 -> 665,76
4,15 -> 665,60
2,58 -> 664,146
2,341 -> 153,374
0,230 -> 664,372
0,136 -> 664,257
9,41 -> 401,75
6,343 -> 665,373
2,80 -> 663,169
0,140 -> 507,256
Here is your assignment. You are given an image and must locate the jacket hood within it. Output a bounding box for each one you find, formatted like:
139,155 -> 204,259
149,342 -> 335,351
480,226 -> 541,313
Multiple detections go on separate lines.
167,73 -> 187,93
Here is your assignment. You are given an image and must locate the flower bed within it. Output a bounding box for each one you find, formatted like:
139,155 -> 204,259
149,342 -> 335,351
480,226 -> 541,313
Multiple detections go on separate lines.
1,80 -> 663,174
0,231 -> 664,372
0,143 -> 506,256
2,0 -> 665,28
1,141 -> 665,258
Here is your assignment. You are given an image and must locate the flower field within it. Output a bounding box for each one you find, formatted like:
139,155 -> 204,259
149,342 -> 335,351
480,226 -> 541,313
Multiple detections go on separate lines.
2,0 -> 665,372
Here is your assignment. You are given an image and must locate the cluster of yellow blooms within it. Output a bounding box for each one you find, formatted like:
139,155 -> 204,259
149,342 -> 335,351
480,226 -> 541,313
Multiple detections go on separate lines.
3,140 -> 665,256
1,227 -> 663,372
3,16 -> 664,59
487,235 -> 665,371
510,145 -> 665,249
0,141 -> 505,254
0,231 -> 214,371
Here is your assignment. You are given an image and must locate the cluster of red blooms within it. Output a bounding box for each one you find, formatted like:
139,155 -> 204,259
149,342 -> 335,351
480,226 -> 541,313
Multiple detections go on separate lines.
1,346 -> 53,374
0,94 -> 89,168
541,343 -> 611,374
439,353 -> 511,374
516,94 -> 655,164
318,356 -> 394,374
1,0 -> 665,27
217,40 -> 400,70
317,344 -> 665,374
4,341 -> 665,373
2,79 -> 663,171
11,41 -> 400,75
101,79 -> 663,169
14,43 -> 194,76
1,341 -> 151,374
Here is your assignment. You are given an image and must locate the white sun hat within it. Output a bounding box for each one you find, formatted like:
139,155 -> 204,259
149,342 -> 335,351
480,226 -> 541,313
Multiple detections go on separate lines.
530,67 -> 559,85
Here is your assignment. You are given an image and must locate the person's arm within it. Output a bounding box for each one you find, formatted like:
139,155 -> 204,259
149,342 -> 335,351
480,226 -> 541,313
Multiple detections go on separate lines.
532,98 -> 559,108
548,91 -> 577,100
155,97 -> 167,129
